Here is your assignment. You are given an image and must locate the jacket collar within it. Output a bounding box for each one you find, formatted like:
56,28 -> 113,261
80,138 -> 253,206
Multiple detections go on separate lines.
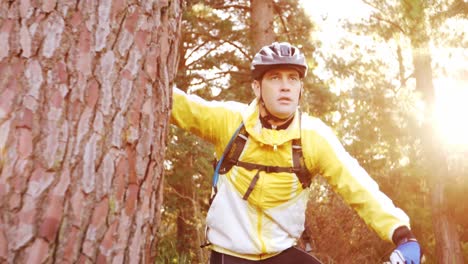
241,98 -> 301,146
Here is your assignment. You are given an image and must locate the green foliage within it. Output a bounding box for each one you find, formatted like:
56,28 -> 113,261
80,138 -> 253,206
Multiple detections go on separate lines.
306,176 -> 393,263
180,0 -> 253,102
155,235 -> 191,264
158,126 -> 214,263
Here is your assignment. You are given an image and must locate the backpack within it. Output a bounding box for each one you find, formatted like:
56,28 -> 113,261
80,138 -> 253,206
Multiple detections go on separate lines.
211,121 -> 311,202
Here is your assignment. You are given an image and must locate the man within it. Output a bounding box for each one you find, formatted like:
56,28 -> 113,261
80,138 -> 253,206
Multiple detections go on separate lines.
171,42 -> 421,263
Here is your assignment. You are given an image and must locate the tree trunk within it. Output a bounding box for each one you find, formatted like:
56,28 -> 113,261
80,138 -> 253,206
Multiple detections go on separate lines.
406,1 -> 464,261
414,54 -> 464,263
250,0 -> 275,52
430,169 -> 464,263
0,0 -> 182,263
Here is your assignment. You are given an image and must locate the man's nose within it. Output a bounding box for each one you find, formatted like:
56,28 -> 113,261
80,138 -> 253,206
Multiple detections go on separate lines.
280,78 -> 292,91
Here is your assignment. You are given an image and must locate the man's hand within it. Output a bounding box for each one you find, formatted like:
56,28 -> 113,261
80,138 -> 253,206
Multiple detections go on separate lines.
389,240 -> 421,264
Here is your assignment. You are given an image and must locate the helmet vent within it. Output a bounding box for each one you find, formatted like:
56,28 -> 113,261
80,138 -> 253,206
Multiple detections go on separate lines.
251,42 -> 308,79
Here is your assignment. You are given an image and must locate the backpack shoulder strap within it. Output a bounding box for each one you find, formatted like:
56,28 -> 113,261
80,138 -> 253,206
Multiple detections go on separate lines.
292,111 -> 311,189
219,124 -> 248,174
292,138 -> 311,189
211,122 -> 246,189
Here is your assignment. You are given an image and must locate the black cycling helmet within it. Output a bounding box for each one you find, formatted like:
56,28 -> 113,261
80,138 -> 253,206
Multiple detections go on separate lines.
251,42 -> 308,80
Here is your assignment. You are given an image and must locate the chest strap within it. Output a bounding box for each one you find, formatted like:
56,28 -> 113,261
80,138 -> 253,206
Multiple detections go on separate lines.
214,122 -> 311,200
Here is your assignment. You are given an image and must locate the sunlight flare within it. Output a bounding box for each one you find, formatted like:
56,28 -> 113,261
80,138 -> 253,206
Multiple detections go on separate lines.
434,78 -> 468,147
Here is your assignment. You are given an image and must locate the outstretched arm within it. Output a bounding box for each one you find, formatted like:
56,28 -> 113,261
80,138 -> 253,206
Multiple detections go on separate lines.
171,86 -> 245,146
302,117 -> 410,241
302,117 -> 422,262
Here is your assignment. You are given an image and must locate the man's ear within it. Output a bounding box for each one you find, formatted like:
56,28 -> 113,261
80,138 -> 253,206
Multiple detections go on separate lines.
252,80 -> 261,99
298,82 -> 304,101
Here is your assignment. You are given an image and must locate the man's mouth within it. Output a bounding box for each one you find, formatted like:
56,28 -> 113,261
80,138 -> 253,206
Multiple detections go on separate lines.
278,97 -> 291,103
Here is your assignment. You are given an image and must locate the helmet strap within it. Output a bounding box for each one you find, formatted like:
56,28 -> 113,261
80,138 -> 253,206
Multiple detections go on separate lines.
260,99 -> 295,123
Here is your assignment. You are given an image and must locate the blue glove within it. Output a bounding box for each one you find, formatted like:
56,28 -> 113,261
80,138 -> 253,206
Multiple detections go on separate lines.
389,240 -> 421,264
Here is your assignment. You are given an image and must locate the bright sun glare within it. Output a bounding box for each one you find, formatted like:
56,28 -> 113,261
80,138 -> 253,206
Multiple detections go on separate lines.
300,0 -> 468,149
434,79 -> 468,148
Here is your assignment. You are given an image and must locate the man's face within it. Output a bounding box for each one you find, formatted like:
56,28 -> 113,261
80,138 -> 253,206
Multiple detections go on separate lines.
253,68 -> 302,119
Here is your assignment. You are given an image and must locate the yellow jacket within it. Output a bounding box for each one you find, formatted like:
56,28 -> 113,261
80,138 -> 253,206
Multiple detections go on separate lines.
171,87 -> 410,260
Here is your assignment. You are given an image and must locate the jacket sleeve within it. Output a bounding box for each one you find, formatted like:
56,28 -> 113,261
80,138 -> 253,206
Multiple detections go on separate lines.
302,117 -> 410,242
171,87 -> 244,146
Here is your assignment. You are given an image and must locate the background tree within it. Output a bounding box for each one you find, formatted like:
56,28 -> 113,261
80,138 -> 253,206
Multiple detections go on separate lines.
0,1 -> 182,263
251,0 -> 275,51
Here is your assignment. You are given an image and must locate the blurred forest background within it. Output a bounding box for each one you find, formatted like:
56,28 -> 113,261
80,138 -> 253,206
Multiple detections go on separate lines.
158,0 -> 468,263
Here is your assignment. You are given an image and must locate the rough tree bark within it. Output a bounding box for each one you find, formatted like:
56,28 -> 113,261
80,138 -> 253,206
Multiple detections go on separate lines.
0,0 -> 182,263
250,0 -> 275,52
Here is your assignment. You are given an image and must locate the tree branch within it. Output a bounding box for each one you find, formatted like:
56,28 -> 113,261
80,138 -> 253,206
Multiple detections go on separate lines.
206,33 -> 252,60
185,43 -> 221,68
189,75 -> 227,86
370,15 -> 406,34
397,45 -> 406,87
273,2 -> 292,43
185,40 -> 210,61
220,39 -> 252,61
166,184 -> 195,202
212,4 -> 250,11
215,70 -> 248,76
189,70 -> 250,86
188,30 -> 252,61
430,0 -> 468,26
361,0 -> 386,16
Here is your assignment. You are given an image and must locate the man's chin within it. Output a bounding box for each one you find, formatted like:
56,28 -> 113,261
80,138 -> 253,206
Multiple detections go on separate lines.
273,111 -> 294,120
